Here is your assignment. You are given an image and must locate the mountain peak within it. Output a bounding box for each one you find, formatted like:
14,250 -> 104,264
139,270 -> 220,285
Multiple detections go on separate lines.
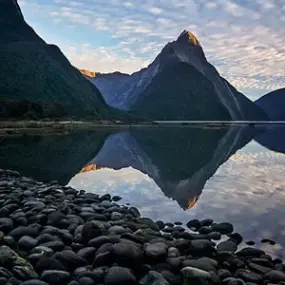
79,69 -> 97,78
0,0 -> 24,22
178,30 -> 201,46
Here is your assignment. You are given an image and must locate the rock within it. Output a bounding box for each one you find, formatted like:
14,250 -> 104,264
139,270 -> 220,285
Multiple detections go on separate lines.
172,239 -> 191,251
0,218 -> 13,233
156,221 -> 165,230
182,257 -> 218,272
161,270 -> 181,284
129,207 -> 140,218
93,252 -> 112,267
168,247 -> 180,258
9,226 -> 39,240
246,241 -> 255,246
112,196 -> 122,202
218,269 -> 232,280
81,223 -> 102,244
67,282 -> 79,285
18,236 -> 38,250
181,266 -> 211,279
0,267 -> 13,278
35,257 -> 67,273
53,250 -> 87,271
37,233 -> 58,244
100,194 -> 111,201
251,258 -> 273,267
3,236 -> 17,249
105,266 -> 136,285
78,277 -> 94,285
40,270 -> 70,285
12,266 -> 38,281
200,219 -> 214,227
139,271 -> 169,285
0,246 -> 32,268
211,222 -> 234,234
21,280 -> 49,285
144,243 -> 168,261
227,278 -> 246,285
186,219 -> 201,229
111,212 -> 123,221
31,246 -> 54,256
139,218 -> 160,231
166,257 -> 181,268
207,232 -> 222,240
108,226 -> 126,235
88,236 -> 119,247
199,227 -> 213,234
39,241 -> 65,251
248,263 -> 271,274
189,239 -> 213,256
112,242 -> 143,267
77,247 -> 96,263
237,248 -> 264,258
228,233 -> 243,245
235,269 -> 262,283
217,240 -> 238,252
47,212 -> 65,227
264,270 -> 285,282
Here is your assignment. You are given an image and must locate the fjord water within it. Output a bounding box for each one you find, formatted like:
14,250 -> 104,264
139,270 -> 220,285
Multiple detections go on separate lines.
1,125 -> 285,257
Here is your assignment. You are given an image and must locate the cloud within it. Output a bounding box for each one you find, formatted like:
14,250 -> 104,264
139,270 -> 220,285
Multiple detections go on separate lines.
18,0 -> 285,98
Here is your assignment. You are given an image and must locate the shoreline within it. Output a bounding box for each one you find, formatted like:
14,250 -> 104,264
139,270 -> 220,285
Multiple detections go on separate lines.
0,169 -> 284,285
0,120 -> 284,136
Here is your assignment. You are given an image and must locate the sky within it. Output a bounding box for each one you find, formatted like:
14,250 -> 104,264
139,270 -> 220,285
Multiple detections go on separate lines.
18,0 -> 285,100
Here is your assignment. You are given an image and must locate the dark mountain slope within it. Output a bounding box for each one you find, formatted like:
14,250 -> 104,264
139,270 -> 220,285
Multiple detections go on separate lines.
132,62 -> 230,120
255,88 -> 285,120
0,0 -> 120,119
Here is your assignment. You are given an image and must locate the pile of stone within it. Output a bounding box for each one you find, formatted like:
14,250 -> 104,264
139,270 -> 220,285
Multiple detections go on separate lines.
0,169 -> 283,285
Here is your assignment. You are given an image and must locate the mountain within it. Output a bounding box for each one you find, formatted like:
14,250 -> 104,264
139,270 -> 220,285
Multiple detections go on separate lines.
82,31 -> 267,121
0,0 -> 121,119
84,126 -> 254,209
255,88 -> 285,120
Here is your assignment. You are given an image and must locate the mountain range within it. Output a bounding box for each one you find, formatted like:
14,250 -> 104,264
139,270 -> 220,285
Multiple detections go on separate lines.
81,31 -> 267,121
0,0 -> 274,121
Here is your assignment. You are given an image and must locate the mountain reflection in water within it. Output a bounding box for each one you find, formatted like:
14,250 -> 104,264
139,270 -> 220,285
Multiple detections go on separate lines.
77,126 -> 253,210
2,125 -> 285,255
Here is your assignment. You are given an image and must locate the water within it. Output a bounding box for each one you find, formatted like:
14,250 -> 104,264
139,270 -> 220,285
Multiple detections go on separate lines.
1,124 -> 285,257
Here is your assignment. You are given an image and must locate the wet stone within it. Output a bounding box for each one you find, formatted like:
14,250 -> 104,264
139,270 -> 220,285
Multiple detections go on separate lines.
105,266 -> 136,285
40,270 -> 70,285
211,222 -> 234,234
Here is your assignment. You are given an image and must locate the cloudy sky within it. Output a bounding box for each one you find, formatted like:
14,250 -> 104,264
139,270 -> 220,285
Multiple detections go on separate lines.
18,0 -> 285,100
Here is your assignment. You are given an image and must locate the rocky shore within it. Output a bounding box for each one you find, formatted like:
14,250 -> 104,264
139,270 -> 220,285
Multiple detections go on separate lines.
0,169 -> 284,285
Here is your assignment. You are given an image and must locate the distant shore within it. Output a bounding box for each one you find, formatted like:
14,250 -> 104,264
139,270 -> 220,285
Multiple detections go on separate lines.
0,120 -> 284,136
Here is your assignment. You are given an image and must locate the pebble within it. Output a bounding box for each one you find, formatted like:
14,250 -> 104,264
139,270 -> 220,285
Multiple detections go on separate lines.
264,270 -> 285,282
211,222 -> 234,234
139,271 -> 169,285
105,266 -> 136,285
181,266 -> 211,279
40,270 -> 70,284
217,240 -> 238,252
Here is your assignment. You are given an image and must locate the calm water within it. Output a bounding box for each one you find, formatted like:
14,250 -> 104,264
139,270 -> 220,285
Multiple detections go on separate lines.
1,125 -> 285,256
